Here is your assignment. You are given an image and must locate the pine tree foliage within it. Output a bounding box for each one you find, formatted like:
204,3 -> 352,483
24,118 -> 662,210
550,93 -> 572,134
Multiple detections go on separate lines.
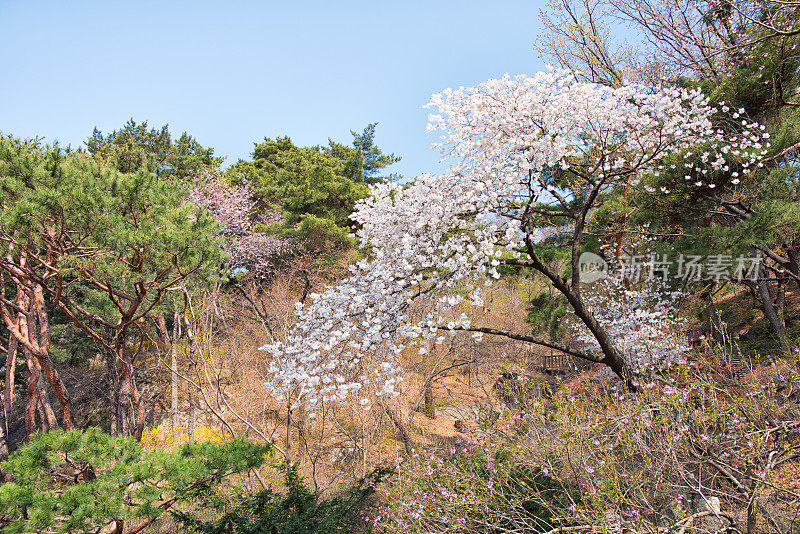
86,119 -> 222,180
227,125 -> 399,247
0,428 -> 271,534
173,463 -> 391,534
0,135 -> 224,436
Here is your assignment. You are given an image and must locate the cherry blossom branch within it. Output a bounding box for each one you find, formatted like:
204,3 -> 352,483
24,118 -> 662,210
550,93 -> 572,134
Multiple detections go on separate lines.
443,325 -> 602,362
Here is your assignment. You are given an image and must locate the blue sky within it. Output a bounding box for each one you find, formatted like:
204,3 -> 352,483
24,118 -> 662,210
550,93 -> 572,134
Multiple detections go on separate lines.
1,1 -> 548,178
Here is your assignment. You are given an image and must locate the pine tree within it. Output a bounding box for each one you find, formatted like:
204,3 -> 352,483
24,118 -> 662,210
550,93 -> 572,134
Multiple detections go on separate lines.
0,428 -> 271,534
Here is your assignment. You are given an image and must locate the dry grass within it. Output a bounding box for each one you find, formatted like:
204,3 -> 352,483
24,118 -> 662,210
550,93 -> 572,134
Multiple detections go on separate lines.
138,272 -> 556,493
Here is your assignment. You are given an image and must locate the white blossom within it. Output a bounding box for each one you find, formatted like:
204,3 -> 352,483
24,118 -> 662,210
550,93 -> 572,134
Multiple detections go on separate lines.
260,70 -> 766,412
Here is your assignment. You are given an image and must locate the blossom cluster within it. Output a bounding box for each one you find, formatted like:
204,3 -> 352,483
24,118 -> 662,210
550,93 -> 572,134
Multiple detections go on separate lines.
187,174 -> 292,277
573,276 -> 690,374
260,68 -> 768,413
426,69 -> 767,190
368,438 -> 522,532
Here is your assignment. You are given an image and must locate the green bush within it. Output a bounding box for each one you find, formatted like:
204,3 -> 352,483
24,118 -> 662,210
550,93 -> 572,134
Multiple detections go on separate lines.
173,463 -> 392,534
0,428 -> 271,534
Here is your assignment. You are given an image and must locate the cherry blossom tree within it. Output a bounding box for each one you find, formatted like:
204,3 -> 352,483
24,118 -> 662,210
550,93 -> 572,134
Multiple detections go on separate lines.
536,0 -> 800,355
187,175 -> 292,279
261,69 -> 769,411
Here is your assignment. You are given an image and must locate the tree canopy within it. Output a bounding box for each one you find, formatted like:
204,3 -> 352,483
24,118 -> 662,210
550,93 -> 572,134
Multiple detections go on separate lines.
536,0 -> 800,355
227,124 -> 400,248
0,135 -> 224,437
0,428 -> 270,534
86,119 -> 222,180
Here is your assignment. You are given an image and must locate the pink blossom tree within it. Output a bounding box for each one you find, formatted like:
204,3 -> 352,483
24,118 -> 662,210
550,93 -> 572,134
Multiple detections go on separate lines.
187,175 -> 292,279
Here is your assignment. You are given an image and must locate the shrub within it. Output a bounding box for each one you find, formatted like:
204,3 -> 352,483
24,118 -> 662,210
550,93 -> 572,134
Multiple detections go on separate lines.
376,357 -> 800,533
0,428 -> 271,534
173,462 -> 392,534
372,438 -> 578,533
141,425 -> 225,450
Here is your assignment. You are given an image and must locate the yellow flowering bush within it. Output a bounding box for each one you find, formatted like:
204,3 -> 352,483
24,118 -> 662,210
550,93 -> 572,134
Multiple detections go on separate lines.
141,425 -> 225,450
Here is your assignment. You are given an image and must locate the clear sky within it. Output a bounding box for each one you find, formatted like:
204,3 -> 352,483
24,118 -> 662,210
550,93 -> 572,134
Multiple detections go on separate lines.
0,1 -> 548,178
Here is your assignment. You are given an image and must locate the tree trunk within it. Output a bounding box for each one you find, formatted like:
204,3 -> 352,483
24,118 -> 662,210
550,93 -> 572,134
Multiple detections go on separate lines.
0,405 -> 8,461
25,370 -> 36,436
524,241 -> 636,389
37,375 -> 57,430
566,289 -> 634,383
756,264 -> 791,354
183,300 -> 197,442
34,354 -> 74,430
25,351 -> 56,435
35,396 -> 48,431
171,311 -> 179,440
0,336 -> 9,460
113,334 -> 143,437
31,285 -> 75,429
423,380 -> 435,419
114,384 -> 128,437
4,334 -> 17,440
35,362 -> 56,430
115,355 -> 131,438
108,350 -> 119,437
2,280 -> 74,431
384,404 -> 413,455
